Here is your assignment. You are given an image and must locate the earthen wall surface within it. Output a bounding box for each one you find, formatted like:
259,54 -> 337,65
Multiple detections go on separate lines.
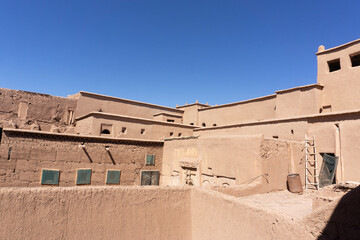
0,88 -> 77,132
0,129 -> 163,187
75,92 -> 183,120
0,186 -> 192,240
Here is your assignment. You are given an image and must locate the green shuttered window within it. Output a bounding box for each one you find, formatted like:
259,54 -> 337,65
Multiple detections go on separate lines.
41,169 -> 60,185
106,170 -> 121,184
141,171 -> 159,186
146,154 -> 155,166
76,169 -> 92,185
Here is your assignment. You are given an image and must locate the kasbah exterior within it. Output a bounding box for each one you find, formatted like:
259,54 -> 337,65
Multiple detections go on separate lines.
1,39 -> 360,240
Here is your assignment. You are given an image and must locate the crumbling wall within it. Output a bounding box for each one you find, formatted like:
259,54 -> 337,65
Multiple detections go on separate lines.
0,129 -> 162,187
0,186 -> 192,240
0,88 -> 77,132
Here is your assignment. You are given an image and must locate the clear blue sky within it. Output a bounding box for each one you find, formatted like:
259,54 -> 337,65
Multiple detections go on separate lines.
0,1 -> 359,107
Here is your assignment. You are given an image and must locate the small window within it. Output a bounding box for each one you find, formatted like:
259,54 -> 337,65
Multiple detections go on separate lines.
76,169 -> 92,185
170,132 -> 174,136
7,147 -> 12,160
141,129 -> 145,134
41,169 -> 60,185
178,133 -> 182,137
106,170 -> 121,184
328,59 -> 341,72
0,127 -> 2,144
350,53 -> 360,67
213,124 -> 217,127
202,123 -> 206,127
101,129 -> 110,134
167,119 -> 175,123
141,171 -> 159,186
146,154 -> 155,166
190,123 -> 194,126
272,136 -> 279,139
121,127 -> 127,134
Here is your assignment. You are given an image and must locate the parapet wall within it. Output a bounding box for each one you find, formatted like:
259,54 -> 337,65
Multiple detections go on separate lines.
0,129 -> 163,187
0,186 -> 192,240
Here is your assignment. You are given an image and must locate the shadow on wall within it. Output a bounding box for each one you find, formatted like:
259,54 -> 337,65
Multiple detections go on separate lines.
318,186 -> 360,240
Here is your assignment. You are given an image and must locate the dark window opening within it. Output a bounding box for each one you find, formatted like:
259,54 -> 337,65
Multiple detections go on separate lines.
350,53 -> 360,67
167,119 -> 175,123
101,129 -> 110,134
272,136 -> 279,139
170,132 -> 173,136
190,123 -> 194,125
328,59 -> 341,72
121,127 -> 127,134
291,130 -> 294,134
0,127 -> 2,144
141,129 -> 145,134
141,171 -> 159,186
178,133 -> 182,137
202,123 -> 206,127
213,124 -> 217,127
7,147 -> 12,160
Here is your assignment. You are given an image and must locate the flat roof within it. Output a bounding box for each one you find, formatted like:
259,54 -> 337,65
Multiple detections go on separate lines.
316,39 -> 360,55
194,108 -> 360,132
2,128 -> 164,144
198,94 -> 276,112
79,91 -> 184,113
176,103 -> 210,108
76,112 -> 197,128
153,112 -> 183,118
275,83 -> 323,94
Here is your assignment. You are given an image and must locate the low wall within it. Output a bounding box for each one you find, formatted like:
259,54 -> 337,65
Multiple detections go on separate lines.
191,188 -> 313,240
0,186 -> 192,240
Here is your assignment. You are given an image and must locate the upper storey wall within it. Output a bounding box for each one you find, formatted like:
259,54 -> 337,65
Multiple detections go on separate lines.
177,103 -> 209,126
316,39 -> 360,112
197,95 -> 276,127
75,91 -> 183,121
0,88 -> 77,132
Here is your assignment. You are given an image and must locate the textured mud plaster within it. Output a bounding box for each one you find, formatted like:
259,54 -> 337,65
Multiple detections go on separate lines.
0,186 -> 192,240
0,88 -> 77,132
0,130 -> 163,187
191,188 -> 313,240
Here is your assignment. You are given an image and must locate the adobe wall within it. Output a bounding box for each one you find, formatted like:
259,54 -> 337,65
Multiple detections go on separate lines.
191,188 -> 313,240
0,186 -> 192,240
275,86 -> 322,119
177,104 -> 208,126
197,95 -> 276,127
162,135 -> 304,192
0,129 -> 163,187
0,88 -> 77,132
317,40 -> 360,112
76,113 -> 195,140
75,91 -> 183,120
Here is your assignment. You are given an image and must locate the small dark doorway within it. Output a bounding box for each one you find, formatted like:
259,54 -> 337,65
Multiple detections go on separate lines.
319,153 -> 338,188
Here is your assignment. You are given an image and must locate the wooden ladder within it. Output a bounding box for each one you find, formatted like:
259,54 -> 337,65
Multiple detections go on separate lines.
305,134 -> 319,190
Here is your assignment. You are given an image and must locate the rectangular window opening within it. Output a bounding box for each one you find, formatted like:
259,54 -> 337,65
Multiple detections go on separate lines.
146,154 -> 155,166
141,171 -> 159,186
328,59 -> 341,72
141,129 -> 145,134
76,169 -> 92,185
121,127 -> 127,134
41,169 -> 60,185
170,132 -> 174,136
178,133 -> 182,137
0,127 -> 2,144
190,123 -> 194,125
106,170 -> 121,184
272,136 -> 279,139
350,53 -> 360,67
167,119 -> 175,123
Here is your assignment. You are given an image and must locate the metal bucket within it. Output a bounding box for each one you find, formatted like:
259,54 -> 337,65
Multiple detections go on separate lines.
287,174 -> 303,194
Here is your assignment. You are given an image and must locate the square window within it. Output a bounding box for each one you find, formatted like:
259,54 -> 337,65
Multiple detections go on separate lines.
141,128 -> 145,134
146,154 -> 155,166
106,170 -> 121,184
76,169 -> 92,185
350,53 -> 360,67
328,59 -> 341,72
41,169 -> 60,185
141,171 -> 159,186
